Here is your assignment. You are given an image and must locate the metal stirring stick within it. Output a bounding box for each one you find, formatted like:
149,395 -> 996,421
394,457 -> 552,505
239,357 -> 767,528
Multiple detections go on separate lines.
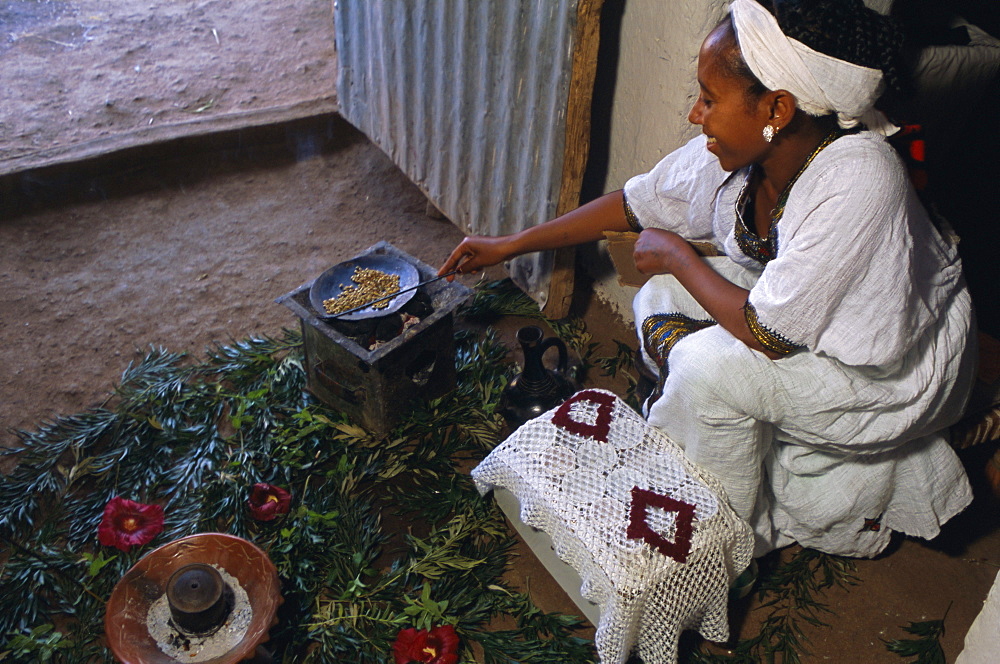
320,270 -> 461,319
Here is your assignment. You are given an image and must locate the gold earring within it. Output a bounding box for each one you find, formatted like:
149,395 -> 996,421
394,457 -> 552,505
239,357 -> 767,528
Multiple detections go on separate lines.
763,125 -> 776,143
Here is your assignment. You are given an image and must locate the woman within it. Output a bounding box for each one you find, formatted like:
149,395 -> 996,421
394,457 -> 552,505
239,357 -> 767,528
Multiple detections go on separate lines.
438,0 -> 976,558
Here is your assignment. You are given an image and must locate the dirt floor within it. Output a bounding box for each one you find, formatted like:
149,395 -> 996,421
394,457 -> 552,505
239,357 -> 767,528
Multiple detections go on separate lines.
2,1 -> 999,662
0,0 -> 336,445
0,0 -> 338,173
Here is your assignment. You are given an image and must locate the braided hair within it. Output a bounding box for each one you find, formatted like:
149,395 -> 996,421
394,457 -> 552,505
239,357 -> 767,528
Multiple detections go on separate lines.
714,0 -> 907,111
769,0 -> 906,96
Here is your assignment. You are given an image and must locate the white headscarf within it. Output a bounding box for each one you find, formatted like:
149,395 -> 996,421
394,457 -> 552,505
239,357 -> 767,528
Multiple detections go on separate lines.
729,0 -> 897,134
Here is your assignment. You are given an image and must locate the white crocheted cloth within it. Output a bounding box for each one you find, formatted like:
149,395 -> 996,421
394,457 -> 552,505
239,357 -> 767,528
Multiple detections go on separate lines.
472,389 -> 754,664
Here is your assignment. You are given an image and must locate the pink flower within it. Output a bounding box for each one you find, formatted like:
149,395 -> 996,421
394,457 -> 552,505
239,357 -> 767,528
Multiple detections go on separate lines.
247,483 -> 292,521
97,497 -> 165,552
392,625 -> 460,664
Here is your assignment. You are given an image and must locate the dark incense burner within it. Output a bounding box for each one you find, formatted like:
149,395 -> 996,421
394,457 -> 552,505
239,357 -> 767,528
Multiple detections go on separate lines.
166,563 -> 235,635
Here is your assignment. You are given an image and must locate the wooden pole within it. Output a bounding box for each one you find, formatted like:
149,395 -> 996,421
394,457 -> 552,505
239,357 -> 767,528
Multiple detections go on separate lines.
543,0 -> 604,319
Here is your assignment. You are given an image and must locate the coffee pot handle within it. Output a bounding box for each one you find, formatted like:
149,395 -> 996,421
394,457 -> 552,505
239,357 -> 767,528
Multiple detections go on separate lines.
539,336 -> 569,375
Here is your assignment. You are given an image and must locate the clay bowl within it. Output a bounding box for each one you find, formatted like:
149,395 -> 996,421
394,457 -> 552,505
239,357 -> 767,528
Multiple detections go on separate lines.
105,532 -> 282,664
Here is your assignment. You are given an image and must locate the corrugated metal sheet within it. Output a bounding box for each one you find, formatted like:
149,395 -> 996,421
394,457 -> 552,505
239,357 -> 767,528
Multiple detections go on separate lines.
333,0 -> 581,307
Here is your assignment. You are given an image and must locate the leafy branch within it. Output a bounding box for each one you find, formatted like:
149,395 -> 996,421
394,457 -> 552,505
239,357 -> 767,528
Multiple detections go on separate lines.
0,294 -> 598,663
884,606 -> 949,664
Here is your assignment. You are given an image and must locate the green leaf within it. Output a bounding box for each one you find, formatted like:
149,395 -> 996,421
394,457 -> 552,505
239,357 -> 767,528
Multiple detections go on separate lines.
80,551 -> 117,578
884,617 -> 946,664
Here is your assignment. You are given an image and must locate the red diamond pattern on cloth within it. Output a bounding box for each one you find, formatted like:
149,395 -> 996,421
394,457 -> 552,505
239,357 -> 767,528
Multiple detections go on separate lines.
551,389 -> 616,442
627,486 -> 696,563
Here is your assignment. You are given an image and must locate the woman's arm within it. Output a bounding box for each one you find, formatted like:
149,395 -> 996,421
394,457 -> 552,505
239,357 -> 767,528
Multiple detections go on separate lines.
633,228 -> 781,359
438,190 -> 634,277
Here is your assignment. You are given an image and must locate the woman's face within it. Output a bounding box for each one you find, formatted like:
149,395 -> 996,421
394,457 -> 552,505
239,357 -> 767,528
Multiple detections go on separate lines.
687,27 -> 771,172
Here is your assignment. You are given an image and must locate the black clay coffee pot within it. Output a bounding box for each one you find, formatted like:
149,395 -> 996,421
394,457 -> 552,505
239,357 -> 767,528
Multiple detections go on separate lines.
500,325 -> 577,428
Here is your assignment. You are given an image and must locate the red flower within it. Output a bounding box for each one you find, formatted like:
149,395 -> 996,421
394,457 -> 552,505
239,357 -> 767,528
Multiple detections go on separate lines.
247,483 -> 292,521
97,497 -> 165,552
392,625 -> 460,664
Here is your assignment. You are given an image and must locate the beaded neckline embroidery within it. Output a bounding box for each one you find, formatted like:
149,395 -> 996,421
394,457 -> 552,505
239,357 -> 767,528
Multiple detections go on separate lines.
734,129 -> 843,265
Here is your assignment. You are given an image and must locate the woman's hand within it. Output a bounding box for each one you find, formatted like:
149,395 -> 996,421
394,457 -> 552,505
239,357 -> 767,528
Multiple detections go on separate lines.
438,235 -> 515,279
437,190 -> 635,279
632,229 -> 699,275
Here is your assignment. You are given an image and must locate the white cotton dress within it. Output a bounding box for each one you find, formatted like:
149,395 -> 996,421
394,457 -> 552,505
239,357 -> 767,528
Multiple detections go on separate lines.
623,131 -> 977,558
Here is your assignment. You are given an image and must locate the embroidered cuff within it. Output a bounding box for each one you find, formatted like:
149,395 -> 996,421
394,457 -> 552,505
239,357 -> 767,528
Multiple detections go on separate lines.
623,195 -> 643,232
744,302 -> 804,356
641,313 -> 716,406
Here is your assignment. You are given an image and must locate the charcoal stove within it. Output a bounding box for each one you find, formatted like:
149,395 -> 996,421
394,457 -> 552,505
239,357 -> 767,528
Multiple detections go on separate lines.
276,242 -> 472,433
